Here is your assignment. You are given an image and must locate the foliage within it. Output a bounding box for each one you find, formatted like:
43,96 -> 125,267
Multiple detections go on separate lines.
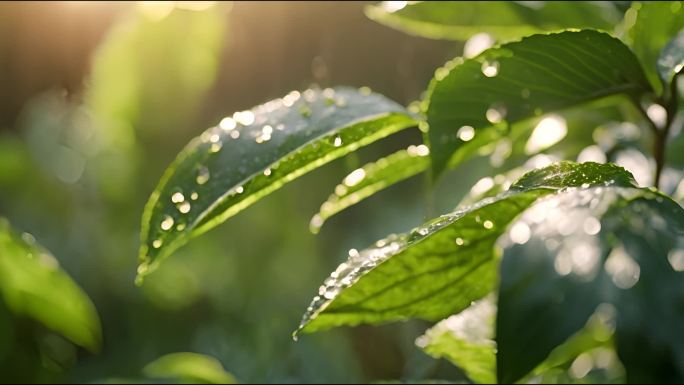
1,1 -> 684,384
138,1 -> 684,383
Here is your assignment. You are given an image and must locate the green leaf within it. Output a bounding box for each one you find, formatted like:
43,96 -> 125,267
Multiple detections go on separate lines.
416,297 -> 497,384
143,352 -> 237,384
416,296 -> 621,384
496,185 -> 684,383
365,1 -> 619,41
138,87 -> 416,280
426,30 -> 651,177
295,162 -> 636,336
310,145 -> 430,233
657,29 -> 684,95
0,219 -> 101,351
628,1 -> 684,94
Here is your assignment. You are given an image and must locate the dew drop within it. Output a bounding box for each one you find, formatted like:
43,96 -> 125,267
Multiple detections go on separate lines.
509,222 -> 530,244
220,117 -> 236,131
233,110 -> 255,126
457,126 -> 475,141
263,168 -> 272,176
236,186 -> 244,194
190,192 -> 199,200
160,215 -> 174,231
210,142 -> 222,153
196,167 -> 210,185
333,135 -> 343,147
229,130 -> 240,139
481,60 -> 499,77
152,239 -> 163,249
486,105 -> 506,124
455,237 -> 465,246
483,220 -> 494,229
176,223 -> 186,231
171,192 -> 185,203
177,201 -> 191,214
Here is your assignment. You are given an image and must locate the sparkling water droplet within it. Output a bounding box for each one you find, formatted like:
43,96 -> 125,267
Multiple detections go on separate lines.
455,237 -> 465,246
176,223 -> 186,231
457,126 -> 475,141
333,135 -> 343,147
152,239 -> 163,249
483,220 -> 494,229
160,215 -> 174,231
196,167 -> 210,185
177,201 -> 191,214
171,192 -> 185,203
190,192 -> 199,200
263,168 -> 272,176
481,60 -> 499,77
236,186 -> 244,194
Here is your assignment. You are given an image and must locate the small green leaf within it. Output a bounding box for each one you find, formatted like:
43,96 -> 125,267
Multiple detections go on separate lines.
295,162 -> 636,336
628,1 -> 684,94
496,186 -> 684,383
143,352 -> 237,384
310,145 -> 430,233
426,30 -> 651,177
365,1 -> 619,41
657,29 -> 684,95
416,297 -> 497,384
0,219 -> 101,351
417,296 -> 621,384
138,87 -> 416,280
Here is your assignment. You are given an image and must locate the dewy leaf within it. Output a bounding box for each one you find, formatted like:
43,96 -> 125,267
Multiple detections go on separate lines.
295,162 -> 637,337
138,87 -> 417,280
310,145 -> 430,233
143,352 -> 237,384
496,184 -> 684,383
416,295 -> 620,384
657,29 -> 684,95
416,297 -> 497,384
426,30 -> 652,177
628,1 -> 684,94
365,1 -> 619,41
0,219 -> 101,351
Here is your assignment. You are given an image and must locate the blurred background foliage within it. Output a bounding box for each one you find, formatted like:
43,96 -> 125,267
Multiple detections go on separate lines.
0,1 -> 683,384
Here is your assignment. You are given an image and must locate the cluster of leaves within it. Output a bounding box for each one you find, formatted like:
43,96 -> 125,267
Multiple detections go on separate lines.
132,1 -> 684,384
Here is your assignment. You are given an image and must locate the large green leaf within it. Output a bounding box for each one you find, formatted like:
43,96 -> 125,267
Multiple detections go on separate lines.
426,30 -> 652,177
310,145 -> 430,233
628,1 -> 684,94
138,87 -> 416,280
0,219 -> 101,351
295,162 -> 637,336
143,352 -> 237,384
365,1 -> 619,41
496,186 -> 684,383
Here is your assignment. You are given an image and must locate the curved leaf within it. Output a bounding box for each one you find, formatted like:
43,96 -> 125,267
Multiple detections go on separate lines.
426,30 -> 651,177
365,1 -> 619,41
310,145 -> 430,233
143,352 -> 237,384
0,219 -> 101,351
295,162 -> 637,336
496,186 -> 684,383
138,87 -> 417,280
628,1 -> 684,94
